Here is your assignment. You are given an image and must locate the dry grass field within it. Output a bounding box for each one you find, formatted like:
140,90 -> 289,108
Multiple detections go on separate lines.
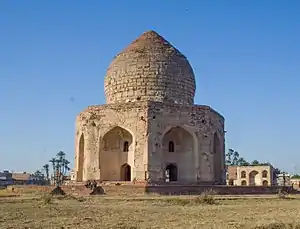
1,188 -> 300,229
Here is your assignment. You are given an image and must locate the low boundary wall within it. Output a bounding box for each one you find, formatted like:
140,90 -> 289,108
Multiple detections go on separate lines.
7,184 -> 299,196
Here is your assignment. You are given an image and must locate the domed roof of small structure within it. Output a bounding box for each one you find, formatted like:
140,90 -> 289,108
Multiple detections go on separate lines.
104,30 -> 196,105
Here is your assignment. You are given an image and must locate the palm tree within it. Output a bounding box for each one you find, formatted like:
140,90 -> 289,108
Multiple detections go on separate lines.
61,158 -> 71,175
55,158 -> 62,185
57,151 -> 65,161
47,151 -> 70,186
49,158 -> 56,184
33,170 -> 44,184
34,170 -> 43,178
56,151 -> 65,176
43,164 -> 50,182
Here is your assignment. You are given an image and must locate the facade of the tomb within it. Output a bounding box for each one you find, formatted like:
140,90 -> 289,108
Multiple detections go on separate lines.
74,30 -> 226,184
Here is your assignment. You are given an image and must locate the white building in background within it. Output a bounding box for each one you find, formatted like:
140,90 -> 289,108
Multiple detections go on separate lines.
277,173 -> 291,186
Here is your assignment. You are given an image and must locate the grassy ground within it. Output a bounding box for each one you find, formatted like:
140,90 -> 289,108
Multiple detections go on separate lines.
0,190 -> 300,229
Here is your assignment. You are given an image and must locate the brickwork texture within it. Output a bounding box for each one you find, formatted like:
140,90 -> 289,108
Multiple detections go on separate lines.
74,30 -> 226,185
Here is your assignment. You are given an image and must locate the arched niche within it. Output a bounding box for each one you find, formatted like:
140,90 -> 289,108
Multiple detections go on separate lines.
77,134 -> 84,182
241,171 -> 246,178
262,170 -> 268,178
249,170 -> 259,186
162,126 -> 196,182
213,132 -> 222,184
100,126 -> 133,181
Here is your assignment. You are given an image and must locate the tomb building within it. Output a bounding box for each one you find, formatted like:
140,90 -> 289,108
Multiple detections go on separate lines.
74,30 -> 226,184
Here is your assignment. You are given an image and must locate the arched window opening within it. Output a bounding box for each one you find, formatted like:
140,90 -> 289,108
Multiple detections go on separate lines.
262,180 -> 268,186
241,171 -> 246,178
241,180 -> 247,186
229,179 -> 234,186
123,141 -> 129,152
100,126 -> 133,181
262,170 -> 268,178
168,141 -> 174,152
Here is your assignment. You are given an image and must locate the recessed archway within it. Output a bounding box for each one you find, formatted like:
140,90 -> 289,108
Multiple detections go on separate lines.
262,170 -> 268,178
262,180 -> 268,186
241,180 -> 247,186
162,126 -> 195,182
77,134 -> 84,182
241,171 -> 246,178
249,170 -> 259,186
228,179 -> 234,186
121,163 -> 131,181
100,126 -> 133,181
165,164 -> 178,182
213,133 -> 222,184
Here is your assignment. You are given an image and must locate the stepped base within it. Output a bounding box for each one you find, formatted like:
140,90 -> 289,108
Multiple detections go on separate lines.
7,183 -> 300,196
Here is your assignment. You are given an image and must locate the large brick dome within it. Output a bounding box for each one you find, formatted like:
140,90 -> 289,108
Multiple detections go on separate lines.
104,30 -> 196,105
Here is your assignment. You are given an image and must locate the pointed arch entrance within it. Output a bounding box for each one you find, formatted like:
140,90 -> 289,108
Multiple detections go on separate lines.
100,126 -> 133,181
77,134 -> 84,182
249,170 -> 259,186
121,163 -> 131,181
213,132 -> 222,184
162,126 -> 196,182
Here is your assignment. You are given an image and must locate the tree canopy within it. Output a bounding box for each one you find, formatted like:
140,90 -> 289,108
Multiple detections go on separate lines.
291,174 -> 300,179
225,148 -> 281,175
39,151 -> 71,186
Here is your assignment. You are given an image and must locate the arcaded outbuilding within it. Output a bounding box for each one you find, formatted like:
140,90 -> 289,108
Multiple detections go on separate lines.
74,30 -> 226,184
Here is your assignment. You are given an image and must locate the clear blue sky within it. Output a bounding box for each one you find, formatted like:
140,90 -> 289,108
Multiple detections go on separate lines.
0,1 -> 299,174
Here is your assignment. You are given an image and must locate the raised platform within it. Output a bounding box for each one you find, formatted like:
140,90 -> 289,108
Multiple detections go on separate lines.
145,185 -> 298,195
7,183 -> 299,196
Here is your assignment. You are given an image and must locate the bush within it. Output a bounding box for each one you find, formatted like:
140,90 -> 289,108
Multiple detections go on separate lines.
277,189 -> 294,200
194,190 -> 217,205
162,190 -> 217,206
164,198 -> 190,206
42,194 -> 53,204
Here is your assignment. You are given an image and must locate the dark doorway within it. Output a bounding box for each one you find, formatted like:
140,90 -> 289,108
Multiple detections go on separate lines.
165,164 -> 178,182
121,164 -> 131,181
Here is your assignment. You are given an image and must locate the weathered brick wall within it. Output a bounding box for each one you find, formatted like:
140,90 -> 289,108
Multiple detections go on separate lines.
104,31 -> 196,105
75,102 -> 149,182
147,101 -> 225,184
73,30 -> 226,185
75,101 -> 225,184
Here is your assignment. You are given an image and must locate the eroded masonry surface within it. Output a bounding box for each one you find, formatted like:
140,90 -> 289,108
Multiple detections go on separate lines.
74,30 -> 226,184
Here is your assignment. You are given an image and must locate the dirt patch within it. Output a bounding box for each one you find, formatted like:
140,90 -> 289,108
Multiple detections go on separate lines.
90,186 -> 105,195
253,222 -> 300,229
50,186 -> 66,196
